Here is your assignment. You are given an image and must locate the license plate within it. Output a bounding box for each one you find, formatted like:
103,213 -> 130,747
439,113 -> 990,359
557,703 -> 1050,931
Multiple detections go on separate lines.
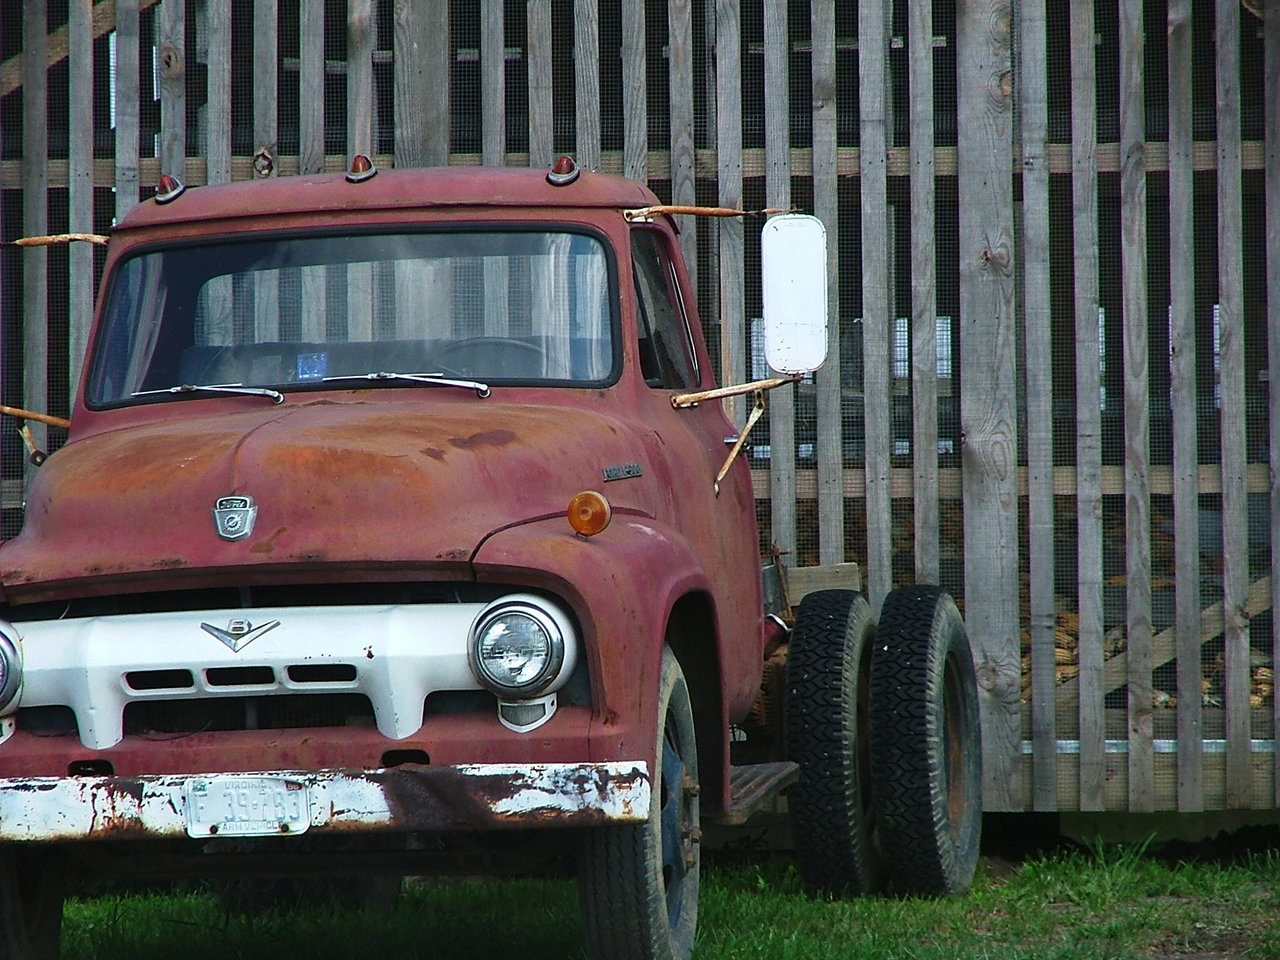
184,776 -> 312,838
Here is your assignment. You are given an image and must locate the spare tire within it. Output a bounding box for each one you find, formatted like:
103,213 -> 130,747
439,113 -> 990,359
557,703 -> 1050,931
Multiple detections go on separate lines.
785,589 -> 882,896
869,584 -> 982,895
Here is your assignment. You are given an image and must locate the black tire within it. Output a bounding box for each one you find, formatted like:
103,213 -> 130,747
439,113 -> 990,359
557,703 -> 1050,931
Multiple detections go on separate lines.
0,848 -> 63,960
785,589 -> 882,897
869,585 -> 982,896
578,648 -> 699,960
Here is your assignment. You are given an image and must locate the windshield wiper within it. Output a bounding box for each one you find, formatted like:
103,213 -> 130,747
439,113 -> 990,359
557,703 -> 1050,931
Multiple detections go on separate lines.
321,371 -> 491,398
132,383 -> 285,404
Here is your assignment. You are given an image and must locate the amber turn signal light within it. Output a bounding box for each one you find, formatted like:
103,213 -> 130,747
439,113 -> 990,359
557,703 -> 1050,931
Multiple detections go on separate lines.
547,155 -> 581,186
567,491 -> 611,537
154,173 -> 185,204
346,154 -> 378,183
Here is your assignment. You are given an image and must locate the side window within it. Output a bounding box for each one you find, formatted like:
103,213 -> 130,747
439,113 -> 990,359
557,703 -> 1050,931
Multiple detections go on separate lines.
632,230 -> 698,389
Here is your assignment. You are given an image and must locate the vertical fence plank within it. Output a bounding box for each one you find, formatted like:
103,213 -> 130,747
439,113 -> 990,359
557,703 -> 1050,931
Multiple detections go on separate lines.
395,1 -> 449,167
255,0 -> 277,175
957,0 -> 1020,810
204,0 -> 232,183
347,0 -> 375,342
481,0 -> 508,336
860,0 -> 891,605
481,0 -> 505,165
1266,0 -> 1280,810
622,0 -> 647,181
669,0 -> 696,290
812,0 -> 842,565
1215,0 -> 1250,808
68,0 -> 92,394
527,0 -> 553,168
715,0 -> 742,422
1168,0 -> 1203,812
115,0 -> 140,218
909,0 -> 937,583
763,0 -> 795,564
1020,0 -> 1056,811
574,0 -> 600,170
253,2 -> 279,343
1071,0 -> 1106,812
299,0 -> 324,175
158,0 -> 185,178
23,0 -> 48,465
1120,0 -> 1153,812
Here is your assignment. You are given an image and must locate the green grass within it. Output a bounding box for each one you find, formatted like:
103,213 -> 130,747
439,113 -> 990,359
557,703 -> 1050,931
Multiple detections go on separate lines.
62,842 -> 1280,960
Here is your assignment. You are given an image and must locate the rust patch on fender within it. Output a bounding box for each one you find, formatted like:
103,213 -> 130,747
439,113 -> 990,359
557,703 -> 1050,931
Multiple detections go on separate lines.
420,447 -> 446,461
449,430 -> 516,450
249,526 -> 288,554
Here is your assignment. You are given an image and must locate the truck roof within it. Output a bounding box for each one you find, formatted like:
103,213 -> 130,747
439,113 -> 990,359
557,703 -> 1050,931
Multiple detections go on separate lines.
114,164 -> 662,232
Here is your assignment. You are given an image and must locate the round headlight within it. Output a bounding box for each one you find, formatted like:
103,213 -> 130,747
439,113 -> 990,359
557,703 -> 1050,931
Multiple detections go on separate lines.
468,598 -> 573,698
0,627 -> 22,714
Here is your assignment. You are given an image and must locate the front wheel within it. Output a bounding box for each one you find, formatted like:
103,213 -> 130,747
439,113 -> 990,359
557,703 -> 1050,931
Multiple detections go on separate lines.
578,648 -> 699,960
869,585 -> 982,896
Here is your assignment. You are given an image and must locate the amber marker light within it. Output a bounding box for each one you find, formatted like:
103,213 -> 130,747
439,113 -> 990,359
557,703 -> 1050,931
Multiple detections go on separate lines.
567,491 -> 612,537
154,173 -> 185,203
346,154 -> 378,183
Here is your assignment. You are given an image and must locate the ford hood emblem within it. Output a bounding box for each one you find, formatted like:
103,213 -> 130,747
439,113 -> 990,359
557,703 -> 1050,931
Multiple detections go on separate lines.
212,495 -> 258,541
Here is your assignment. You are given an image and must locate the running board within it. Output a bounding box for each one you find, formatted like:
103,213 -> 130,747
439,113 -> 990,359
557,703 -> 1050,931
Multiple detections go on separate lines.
714,761 -> 799,826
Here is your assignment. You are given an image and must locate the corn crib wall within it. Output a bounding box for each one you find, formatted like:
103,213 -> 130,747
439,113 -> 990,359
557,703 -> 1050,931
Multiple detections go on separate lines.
0,0 -> 1276,814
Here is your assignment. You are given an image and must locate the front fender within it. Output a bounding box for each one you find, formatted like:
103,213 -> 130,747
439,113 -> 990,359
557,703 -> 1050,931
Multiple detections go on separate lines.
472,513 -> 713,775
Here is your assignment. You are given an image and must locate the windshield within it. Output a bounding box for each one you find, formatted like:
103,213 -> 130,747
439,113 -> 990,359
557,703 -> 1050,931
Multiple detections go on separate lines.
87,229 -> 616,407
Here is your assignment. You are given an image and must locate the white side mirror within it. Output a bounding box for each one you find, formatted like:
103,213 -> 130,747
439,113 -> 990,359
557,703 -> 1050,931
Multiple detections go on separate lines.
761,214 -> 828,375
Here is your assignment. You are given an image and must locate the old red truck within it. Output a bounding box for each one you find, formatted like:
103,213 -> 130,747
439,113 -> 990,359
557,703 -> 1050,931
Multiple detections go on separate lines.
0,158 -> 981,960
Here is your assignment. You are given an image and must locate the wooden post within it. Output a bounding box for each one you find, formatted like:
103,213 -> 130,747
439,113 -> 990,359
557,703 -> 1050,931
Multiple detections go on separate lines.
812,0 -> 842,566
1120,0 -> 1153,812
670,0 -> 697,291
715,0 -> 743,424
158,0 -> 185,179
909,0 -> 937,585
115,0 -> 140,219
68,0 -> 92,395
1215,0 -> 1250,808
527,0 -> 553,168
860,0 -> 892,607
957,0 -> 1020,811
1019,0 -> 1056,812
23,0 -> 49,474
764,0 -> 795,566
622,0 -> 647,182
298,0 -> 326,343
574,0 -> 600,170
481,0 -> 508,337
254,2 -> 279,342
347,0 -> 375,342
1266,0 -> 1280,810
1168,0 -> 1204,813
395,1 -> 449,167
1071,0 -> 1106,812
299,0 -> 325,176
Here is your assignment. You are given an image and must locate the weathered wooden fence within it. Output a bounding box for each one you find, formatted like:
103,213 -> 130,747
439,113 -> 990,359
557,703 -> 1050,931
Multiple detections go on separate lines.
0,0 -> 1276,814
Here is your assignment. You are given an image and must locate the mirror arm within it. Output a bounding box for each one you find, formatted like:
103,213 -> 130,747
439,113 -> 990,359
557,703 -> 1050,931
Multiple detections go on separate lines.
712,389 -> 768,496
0,405 -> 71,429
669,375 -> 799,410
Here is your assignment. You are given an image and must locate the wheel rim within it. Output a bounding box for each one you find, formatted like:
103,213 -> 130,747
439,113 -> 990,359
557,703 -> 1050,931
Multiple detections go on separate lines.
659,710 -> 694,928
942,647 -> 969,841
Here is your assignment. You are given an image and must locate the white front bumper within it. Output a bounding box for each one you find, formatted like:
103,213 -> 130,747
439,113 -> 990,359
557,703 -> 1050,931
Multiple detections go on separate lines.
0,761 -> 650,842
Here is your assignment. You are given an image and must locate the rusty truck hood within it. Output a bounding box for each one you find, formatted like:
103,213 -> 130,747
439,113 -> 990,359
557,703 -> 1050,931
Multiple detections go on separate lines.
0,394 -> 652,598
